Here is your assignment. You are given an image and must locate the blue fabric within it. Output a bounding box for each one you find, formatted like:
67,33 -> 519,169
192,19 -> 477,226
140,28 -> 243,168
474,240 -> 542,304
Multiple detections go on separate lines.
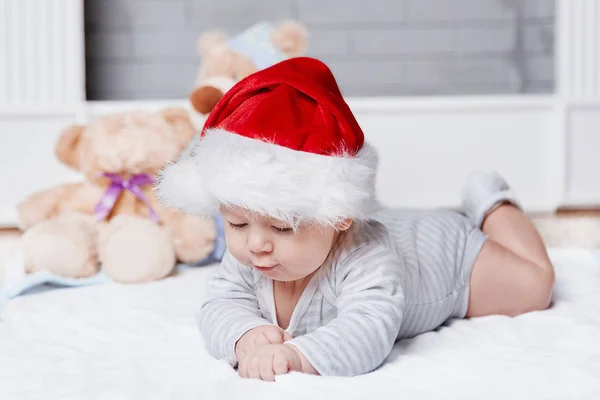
590,250 -> 600,268
227,21 -> 287,70
0,253 -> 112,312
187,214 -> 227,267
0,216 -> 226,312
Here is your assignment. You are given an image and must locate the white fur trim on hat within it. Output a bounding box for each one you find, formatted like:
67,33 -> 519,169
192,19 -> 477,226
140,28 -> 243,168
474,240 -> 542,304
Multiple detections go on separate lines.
156,128 -> 381,226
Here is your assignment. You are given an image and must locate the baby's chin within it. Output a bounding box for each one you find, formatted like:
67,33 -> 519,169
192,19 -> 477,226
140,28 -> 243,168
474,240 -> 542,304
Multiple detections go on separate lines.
266,267 -> 318,282
261,270 -> 298,282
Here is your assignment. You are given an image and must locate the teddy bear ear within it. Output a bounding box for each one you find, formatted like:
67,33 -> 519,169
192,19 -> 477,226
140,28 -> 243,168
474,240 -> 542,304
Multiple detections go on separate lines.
270,20 -> 308,57
197,31 -> 228,58
161,107 -> 196,145
189,86 -> 224,115
55,124 -> 85,169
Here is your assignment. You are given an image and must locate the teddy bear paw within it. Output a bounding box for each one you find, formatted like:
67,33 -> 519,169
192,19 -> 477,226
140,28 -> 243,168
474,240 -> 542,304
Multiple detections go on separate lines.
167,213 -> 218,264
98,215 -> 176,283
20,213 -> 99,278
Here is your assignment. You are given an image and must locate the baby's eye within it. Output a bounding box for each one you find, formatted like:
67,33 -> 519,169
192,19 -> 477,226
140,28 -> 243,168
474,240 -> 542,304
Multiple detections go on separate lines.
273,226 -> 293,233
228,222 -> 248,230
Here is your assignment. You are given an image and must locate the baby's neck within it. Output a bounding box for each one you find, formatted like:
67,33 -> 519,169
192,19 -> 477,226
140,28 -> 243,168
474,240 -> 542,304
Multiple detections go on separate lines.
274,271 -> 316,296
273,227 -> 347,298
273,270 -> 318,330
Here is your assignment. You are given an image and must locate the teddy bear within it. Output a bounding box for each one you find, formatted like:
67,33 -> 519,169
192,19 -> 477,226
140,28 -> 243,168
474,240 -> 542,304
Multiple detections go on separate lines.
15,107 -> 220,284
188,20 -> 308,130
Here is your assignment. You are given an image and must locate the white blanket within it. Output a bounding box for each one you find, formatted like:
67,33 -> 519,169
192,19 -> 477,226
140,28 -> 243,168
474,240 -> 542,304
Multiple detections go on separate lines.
1,248 -> 599,400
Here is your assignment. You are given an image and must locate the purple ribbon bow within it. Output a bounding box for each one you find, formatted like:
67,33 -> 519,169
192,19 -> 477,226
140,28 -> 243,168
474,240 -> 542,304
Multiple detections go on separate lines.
93,173 -> 161,223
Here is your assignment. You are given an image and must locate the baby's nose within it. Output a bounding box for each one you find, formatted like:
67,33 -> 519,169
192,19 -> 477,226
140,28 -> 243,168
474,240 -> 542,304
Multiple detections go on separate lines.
248,232 -> 273,254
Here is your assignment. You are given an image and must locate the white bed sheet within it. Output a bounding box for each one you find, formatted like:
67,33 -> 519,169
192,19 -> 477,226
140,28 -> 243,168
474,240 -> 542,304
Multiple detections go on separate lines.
1,248 -> 599,400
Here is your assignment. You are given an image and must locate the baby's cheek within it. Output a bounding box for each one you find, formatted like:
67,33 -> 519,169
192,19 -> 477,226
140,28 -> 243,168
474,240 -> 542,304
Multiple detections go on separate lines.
224,236 -> 248,266
297,243 -> 330,271
312,239 -> 336,264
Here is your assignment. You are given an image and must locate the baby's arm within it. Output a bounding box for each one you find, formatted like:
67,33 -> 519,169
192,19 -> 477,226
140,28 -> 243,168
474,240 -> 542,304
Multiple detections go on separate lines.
285,244 -> 405,377
198,251 -> 275,366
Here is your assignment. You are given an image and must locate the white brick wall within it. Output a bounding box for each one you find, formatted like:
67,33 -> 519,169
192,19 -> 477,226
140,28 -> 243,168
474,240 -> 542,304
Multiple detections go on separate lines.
403,0 -> 513,22
84,0 -> 555,100
297,0 -> 403,23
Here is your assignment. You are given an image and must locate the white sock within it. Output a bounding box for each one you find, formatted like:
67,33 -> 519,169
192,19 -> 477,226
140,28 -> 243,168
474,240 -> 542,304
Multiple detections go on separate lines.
460,170 -> 522,228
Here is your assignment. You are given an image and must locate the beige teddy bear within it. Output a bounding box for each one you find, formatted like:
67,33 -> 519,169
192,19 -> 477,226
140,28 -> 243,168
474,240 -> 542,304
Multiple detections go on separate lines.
16,107 -> 218,283
188,20 -> 308,130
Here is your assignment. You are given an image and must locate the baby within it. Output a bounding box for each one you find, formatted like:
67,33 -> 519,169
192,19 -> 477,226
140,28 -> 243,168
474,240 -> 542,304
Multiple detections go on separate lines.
156,57 -> 555,381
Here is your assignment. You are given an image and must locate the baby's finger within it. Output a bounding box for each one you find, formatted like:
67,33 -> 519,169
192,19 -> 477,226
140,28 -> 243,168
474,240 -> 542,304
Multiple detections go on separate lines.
263,327 -> 285,344
282,331 -> 293,342
272,351 -> 290,376
254,333 -> 272,347
247,353 -> 262,380
236,347 -> 246,361
259,353 -> 276,382
238,359 -> 248,378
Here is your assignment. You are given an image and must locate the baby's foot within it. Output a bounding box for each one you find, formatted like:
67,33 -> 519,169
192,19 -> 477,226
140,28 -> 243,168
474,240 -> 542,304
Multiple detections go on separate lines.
460,170 -> 522,228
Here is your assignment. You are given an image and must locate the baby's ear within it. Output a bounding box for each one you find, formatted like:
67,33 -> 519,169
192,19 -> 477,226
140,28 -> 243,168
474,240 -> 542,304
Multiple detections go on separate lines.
335,218 -> 353,232
55,124 -> 85,169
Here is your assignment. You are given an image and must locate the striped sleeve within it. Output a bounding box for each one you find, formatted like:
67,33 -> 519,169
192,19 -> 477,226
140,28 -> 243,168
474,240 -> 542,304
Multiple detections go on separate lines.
285,240 -> 405,376
197,250 -> 273,366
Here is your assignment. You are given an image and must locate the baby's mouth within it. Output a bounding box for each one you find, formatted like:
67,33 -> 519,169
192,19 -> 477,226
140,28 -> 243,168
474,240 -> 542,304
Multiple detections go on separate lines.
253,264 -> 278,272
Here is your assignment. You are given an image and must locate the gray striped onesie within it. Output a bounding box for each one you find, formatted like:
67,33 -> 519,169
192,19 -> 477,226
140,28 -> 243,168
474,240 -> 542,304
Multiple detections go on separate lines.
197,171 -> 519,377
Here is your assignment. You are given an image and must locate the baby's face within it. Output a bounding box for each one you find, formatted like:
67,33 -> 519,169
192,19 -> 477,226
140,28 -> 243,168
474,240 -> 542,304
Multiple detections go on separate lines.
220,206 -> 341,282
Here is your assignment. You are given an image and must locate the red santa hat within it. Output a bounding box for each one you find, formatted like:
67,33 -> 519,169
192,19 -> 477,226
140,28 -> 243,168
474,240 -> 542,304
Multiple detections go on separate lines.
156,57 -> 380,226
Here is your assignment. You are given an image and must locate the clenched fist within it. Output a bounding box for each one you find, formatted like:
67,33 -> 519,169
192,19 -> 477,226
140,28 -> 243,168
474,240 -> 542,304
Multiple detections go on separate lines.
238,344 -> 301,381
235,325 -> 292,361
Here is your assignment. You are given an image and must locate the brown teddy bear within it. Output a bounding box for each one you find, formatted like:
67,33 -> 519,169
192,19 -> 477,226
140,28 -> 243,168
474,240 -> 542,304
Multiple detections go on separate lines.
188,20 -> 308,130
16,107 -> 219,283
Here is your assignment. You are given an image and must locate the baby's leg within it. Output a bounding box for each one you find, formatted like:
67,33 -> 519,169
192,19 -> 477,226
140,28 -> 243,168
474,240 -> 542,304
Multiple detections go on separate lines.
460,171 -> 555,318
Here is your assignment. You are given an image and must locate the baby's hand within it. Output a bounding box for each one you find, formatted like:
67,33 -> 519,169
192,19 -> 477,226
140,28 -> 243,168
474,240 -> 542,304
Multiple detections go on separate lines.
238,344 -> 301,382
235,325 -> 292,361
